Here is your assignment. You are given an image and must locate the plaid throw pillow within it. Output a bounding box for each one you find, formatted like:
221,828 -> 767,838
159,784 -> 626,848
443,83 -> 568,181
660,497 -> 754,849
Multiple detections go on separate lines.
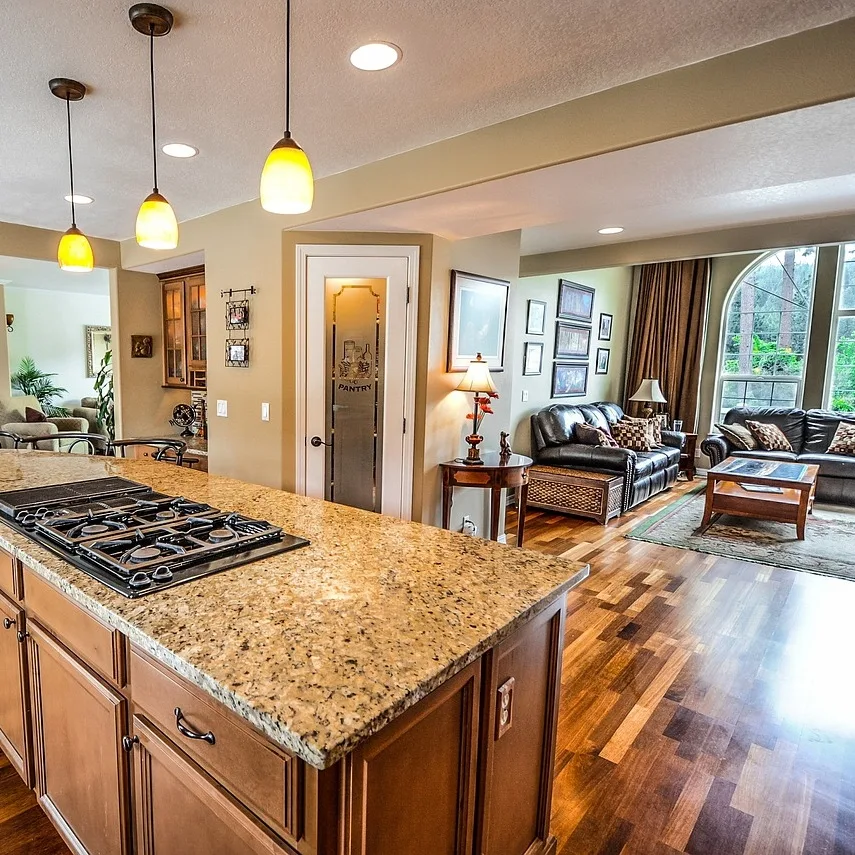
611,419 -> 653,451
622,416 -> 660,447
828,422 -> 855,456
575,423 -> 618,447
745,420 -> 793,452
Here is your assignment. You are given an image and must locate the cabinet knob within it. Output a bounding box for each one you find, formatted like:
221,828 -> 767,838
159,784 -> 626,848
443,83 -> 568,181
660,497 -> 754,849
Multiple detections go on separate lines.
17,630 -> 27,644
2,617 -> 15,630
122,735 -> 139,752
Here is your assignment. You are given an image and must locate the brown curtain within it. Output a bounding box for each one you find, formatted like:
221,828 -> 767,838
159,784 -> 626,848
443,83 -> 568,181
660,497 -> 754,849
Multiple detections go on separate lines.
625,259 -> 711,431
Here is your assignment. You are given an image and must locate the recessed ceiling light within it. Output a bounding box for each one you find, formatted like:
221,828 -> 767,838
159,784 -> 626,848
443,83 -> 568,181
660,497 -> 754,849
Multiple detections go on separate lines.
350,42 -> 402,71
598,226 -> 624,235
64,193 -> 93,205
162,143 -> 198,158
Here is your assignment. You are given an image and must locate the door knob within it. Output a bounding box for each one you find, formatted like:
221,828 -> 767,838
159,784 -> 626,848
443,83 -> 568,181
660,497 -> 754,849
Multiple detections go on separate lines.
310,436 -> 331,448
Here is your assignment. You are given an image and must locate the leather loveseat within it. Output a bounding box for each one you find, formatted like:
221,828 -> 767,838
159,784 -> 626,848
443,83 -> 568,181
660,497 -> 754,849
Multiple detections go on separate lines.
701,407 -> 855,505
530,402 -> 685,512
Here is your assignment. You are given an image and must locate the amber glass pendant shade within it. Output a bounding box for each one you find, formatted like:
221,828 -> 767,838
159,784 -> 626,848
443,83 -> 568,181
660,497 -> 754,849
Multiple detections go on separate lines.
58,226 -> 94,272
135,191 -> 178,249
260,135 -> 314,214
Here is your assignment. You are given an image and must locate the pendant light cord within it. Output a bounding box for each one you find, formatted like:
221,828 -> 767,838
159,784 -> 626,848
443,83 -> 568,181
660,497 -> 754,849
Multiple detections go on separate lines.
65,96 -> 77,227
149,24 -> 159,192
284,0 -> 291,137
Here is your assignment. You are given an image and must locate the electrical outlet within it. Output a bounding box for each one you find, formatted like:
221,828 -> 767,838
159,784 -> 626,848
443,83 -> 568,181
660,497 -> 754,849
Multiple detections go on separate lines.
521,389 -> 529,402
496,677 -> 515,739
216,400 -> 228,417
461,516 -> 477,537
261,402 -> 270,422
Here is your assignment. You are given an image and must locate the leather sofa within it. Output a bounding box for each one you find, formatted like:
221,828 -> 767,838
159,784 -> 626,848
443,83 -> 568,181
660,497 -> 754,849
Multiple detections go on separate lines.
530,402 -> 685,512
701,407 -> 855,505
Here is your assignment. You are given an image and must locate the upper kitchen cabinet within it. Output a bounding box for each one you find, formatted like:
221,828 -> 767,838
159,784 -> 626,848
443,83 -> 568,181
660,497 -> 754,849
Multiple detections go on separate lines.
160,267 -> 207,390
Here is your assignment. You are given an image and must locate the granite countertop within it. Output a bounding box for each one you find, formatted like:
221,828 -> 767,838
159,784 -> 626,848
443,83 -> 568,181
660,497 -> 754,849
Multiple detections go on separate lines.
0,451 -> 588,769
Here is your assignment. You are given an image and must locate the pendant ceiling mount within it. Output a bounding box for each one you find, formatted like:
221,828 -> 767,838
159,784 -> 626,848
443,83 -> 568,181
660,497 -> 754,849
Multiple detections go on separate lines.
49,78 -> 86,102
128,3 -> 173,36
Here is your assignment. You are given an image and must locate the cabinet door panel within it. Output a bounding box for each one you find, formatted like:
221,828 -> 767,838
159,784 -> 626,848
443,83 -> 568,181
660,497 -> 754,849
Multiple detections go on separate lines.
0,592 -> 30,785
131,715 -> 293,855
28,621 -> 130,855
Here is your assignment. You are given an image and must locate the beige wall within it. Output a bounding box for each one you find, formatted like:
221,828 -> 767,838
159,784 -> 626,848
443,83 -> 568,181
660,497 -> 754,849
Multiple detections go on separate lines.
508,268 -> 633,457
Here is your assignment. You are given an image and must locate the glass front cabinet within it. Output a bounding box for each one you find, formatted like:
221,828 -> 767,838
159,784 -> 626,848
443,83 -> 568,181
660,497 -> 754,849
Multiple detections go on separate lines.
160,267 -> 207,389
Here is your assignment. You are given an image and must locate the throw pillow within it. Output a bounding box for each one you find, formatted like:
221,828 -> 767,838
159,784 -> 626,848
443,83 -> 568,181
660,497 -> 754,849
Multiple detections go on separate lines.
25,407 -> 47,423
575,423 -> 618,447
745,420 -> 794,452
714,422 -> 758,451
828,422 -> 855,456
611,419 -> 653,452
622,416 -> 660,447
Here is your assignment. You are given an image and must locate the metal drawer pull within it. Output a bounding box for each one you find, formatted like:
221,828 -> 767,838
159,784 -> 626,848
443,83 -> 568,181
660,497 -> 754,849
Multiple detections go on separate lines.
2,617 -> 15,630
174,707 -> 216,745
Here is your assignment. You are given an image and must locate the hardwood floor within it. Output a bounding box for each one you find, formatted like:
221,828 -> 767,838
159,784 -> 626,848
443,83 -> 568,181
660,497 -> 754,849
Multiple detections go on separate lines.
2,479 -> 853,854
508,479 -> 855,855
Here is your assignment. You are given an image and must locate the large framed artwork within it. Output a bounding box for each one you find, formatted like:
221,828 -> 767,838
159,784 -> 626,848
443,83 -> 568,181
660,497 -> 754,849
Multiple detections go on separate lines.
447,270 -> 510,371
523,342 -> 544,376
554,321 -> 591,360
552,362 -> 588,398
557,280 -> 595,323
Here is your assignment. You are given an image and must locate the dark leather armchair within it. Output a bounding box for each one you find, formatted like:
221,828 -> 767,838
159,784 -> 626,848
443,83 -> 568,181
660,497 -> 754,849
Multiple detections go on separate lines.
531,402 -> 685,512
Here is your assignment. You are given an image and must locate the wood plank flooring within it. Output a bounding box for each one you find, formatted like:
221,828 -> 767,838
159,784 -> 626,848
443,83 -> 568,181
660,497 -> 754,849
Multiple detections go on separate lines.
2,479 -> 854,854
508,479 -> 855,855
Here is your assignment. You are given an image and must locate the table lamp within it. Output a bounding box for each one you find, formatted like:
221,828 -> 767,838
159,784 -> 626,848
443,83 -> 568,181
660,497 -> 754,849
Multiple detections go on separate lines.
629,378 -> 666,419
457,353 -> 498,465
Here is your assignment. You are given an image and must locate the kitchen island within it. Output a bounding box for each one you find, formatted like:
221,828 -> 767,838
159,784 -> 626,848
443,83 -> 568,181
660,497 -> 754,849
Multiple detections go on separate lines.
0,451 -> 588,855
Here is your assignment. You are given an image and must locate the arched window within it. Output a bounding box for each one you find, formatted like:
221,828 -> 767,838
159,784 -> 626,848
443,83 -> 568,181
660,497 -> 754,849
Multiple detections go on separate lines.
716,247 -> 818,423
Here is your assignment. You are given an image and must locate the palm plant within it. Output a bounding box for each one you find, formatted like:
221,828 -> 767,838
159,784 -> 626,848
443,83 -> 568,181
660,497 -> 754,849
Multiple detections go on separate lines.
94,350 -> 115,441
10,357 -> 69,416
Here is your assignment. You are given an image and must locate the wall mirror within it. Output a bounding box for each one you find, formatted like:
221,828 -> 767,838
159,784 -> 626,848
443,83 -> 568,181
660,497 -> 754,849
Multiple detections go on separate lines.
85,325 -> 112,377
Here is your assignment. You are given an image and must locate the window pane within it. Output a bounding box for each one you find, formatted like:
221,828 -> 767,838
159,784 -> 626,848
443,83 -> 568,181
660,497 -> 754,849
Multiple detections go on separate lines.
841,244 -> 855,310
830,316 -> 855,412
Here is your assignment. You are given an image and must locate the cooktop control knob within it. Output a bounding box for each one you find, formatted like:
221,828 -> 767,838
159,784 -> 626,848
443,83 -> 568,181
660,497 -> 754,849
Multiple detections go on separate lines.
129,572 -> 152,590
152,566 -> 174,583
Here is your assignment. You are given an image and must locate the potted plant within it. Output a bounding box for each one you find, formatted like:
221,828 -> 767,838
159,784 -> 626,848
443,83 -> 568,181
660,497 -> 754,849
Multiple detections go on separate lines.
94,350 -> 115,441
10,357 -> 69,416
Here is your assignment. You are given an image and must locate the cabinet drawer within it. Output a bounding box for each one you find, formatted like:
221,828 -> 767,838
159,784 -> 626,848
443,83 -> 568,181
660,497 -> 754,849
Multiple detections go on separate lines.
23,567 -> 125,686
0,548 -> 20,601
130,647 -> 302,841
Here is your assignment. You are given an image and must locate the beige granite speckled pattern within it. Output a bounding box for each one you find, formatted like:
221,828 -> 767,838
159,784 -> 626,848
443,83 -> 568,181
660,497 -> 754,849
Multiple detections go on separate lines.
0,450 -> 588,769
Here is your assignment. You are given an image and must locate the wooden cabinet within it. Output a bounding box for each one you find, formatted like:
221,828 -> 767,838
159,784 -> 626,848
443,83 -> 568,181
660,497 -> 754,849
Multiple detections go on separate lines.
28,620 -> 131,855
161,267 -> 206,389
0,590 -> 31,786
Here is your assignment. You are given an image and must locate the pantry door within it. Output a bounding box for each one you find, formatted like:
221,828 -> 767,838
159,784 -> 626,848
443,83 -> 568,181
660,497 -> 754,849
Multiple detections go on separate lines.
296,245 -> 419,520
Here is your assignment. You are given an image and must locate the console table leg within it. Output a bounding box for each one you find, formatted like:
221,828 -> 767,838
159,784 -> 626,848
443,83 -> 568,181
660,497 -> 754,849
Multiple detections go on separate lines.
516,484 -> 529,548
442,485 -> 452,530
490,488 -> 502,541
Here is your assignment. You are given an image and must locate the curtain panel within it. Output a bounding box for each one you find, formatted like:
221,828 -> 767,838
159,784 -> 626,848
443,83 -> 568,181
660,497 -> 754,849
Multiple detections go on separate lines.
625,259 -> 711,431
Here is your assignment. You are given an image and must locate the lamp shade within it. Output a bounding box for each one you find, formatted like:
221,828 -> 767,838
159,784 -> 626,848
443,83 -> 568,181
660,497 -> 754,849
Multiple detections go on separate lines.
260,135 -> 314,214
136,191 -> 178,250
457,353 -> 497,394
57,226 -> 94,272
629,378 -> 667,404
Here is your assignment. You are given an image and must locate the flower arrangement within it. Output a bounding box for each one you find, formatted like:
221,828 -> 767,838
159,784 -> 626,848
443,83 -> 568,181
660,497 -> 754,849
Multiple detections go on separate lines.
465,392 -> 499,436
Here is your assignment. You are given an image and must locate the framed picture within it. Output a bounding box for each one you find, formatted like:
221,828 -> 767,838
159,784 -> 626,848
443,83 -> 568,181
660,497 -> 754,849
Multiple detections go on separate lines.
526,300 -> 546,335
595,347 -> 610,374
554,321 -> 591,360
657,413 -> 671,430
225,340 -> 250,368
131,334 -> 153,359
557,280 -> 595,323
598,313 -> 613,341
447,270 -> 510,371
552,362 -> 588,398
85,325 -> 112,377
523,342 -> 544,376
227,303 -> 250,327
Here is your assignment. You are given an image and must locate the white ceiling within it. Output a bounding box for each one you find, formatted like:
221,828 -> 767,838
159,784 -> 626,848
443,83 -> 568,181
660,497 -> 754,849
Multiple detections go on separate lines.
306,98 -> 855,256
3,0 -> 855,241
0,256 -> 110,295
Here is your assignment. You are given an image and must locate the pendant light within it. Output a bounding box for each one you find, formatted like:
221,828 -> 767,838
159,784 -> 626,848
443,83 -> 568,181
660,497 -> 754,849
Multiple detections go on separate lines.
260,0 -> 314,214
50,79 -> 94,273
130,3 -> 178,249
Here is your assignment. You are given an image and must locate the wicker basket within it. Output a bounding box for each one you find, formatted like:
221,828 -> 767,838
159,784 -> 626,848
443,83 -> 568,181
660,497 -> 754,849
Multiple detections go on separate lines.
528,466 -> 623,524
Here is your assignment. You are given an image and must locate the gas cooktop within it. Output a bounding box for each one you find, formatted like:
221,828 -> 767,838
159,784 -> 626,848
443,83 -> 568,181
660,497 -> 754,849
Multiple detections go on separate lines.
0,477 -> 309,597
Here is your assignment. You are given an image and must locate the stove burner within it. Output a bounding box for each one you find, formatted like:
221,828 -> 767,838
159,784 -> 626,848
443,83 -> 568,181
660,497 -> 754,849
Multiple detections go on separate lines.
129,546 -> 163,562
207,529 -> 236,543
156,510 -> 176,520
80,524 -> 111,536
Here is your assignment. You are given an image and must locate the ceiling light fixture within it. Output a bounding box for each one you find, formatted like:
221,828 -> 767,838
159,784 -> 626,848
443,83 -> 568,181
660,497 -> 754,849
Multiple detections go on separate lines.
162,142 -> 198,158
130,3 -> 179,249
350,42 -> 401,71
51,78 -> 94,273
598,226 -> 624,235
65,194 -> 94,205
260,0 -> 314,214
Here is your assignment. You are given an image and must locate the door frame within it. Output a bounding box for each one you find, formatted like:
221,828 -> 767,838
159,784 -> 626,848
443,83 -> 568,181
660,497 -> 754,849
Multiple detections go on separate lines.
295,244 -> 420,519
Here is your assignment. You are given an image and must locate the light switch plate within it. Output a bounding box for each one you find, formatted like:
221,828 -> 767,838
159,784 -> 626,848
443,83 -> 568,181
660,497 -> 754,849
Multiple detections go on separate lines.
261,402 -> 270,422
521,390 -> 529,402
216,400 -> 228,417
496,677 -> 515,739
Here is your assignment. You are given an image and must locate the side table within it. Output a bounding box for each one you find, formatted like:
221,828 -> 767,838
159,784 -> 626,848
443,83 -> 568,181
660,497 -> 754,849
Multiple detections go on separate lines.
680,433 -> 698,480
439,452 -> 533,547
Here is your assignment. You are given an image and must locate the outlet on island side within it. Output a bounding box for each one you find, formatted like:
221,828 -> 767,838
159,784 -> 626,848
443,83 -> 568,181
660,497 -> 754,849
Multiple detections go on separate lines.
461,516 -> 477,537
521,389 -> 529,402
216,400 -> 228,417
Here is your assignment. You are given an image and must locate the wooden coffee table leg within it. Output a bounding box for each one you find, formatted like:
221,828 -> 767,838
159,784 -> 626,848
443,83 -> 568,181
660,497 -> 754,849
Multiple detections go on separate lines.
700,478 -> 716,530
796,487 -> 810,540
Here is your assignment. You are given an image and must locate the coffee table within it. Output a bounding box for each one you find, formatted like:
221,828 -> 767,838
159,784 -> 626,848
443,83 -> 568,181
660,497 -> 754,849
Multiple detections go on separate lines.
701,457 -> 820,540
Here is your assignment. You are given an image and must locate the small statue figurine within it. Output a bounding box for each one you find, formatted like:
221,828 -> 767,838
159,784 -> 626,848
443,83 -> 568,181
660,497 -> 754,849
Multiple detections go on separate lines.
499,431 -> 512,462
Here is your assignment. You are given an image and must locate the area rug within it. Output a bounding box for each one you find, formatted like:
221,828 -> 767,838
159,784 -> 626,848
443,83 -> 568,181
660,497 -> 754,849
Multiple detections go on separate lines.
627,485 -> 855,582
